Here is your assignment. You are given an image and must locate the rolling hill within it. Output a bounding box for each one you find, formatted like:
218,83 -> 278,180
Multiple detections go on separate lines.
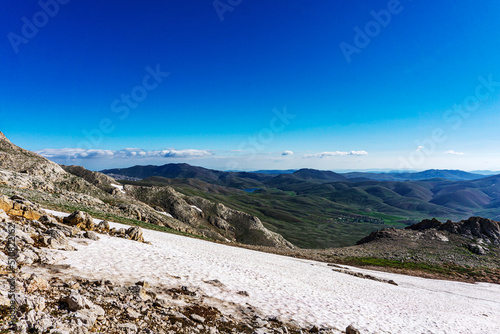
105,163 -> 500,248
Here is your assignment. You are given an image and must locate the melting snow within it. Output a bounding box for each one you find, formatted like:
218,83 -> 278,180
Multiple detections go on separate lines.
156,211 -> 173,218
110,183 -> 125,194
45,210 -> 500,333
190,205 -> 203,213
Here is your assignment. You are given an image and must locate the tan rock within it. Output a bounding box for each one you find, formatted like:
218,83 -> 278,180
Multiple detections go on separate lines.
26,276 -> 49,293
63,211 -> 95,230
126,226 -> 144,242
0,195 -> 43,220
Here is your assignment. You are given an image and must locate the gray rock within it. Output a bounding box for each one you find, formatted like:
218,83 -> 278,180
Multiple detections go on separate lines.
127,307 -> 141,319
117,323 -> 138,333
468,243 -> 486,255
66,290 -> 86,311
190,314 -> 205,323
74,309 -> 98,329
84,231 -> 99,241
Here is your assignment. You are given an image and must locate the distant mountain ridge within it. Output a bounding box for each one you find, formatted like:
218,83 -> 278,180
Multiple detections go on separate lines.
342,169 -> 485,182
102,164 -> 488,183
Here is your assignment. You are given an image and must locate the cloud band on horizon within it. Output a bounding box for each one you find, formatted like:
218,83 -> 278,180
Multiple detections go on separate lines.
304,151 -> 368,158
36,148 -> 214,160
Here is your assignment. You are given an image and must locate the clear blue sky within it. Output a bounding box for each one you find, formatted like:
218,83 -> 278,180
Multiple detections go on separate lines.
1,0 -> 500,171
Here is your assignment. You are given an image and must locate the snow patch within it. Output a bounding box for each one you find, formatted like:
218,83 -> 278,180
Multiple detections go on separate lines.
157,211 -> 173,218
190,205 -> 203,213
110,183 -> 125,194
44,209 -> 500,333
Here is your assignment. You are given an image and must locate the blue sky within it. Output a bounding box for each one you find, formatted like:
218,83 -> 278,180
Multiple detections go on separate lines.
1,0 -> 500,171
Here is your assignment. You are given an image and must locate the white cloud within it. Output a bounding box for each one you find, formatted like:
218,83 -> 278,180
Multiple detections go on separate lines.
281,150 -> 294,156
416,146 -> 424,152
36,148 -> 213,160
445,150 -> 464,156
162,149 -> 212,158
304,151 -> 368,158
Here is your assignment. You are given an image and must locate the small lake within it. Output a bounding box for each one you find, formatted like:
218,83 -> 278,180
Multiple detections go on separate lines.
243,188 -> 260,193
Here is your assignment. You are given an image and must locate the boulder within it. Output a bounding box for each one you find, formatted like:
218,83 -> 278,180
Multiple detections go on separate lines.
190,314 -> 205,323
84,231 -> 99,241
63,211 -> 95,231
25,275 -> 49,293
126,226 -> 144,242
467,243 -> 486,255
42,228 -> 74,250
65,290 -> 86,311
97,220 -> 110,232
346,324 -> 361,334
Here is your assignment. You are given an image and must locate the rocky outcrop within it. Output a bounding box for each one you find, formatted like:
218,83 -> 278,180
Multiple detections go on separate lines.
440,217 -> 500,245
405,217 -> 500,245
0,195 -> 45,220
61,165 -> 119,191
0,210 -> 335,334
406,218 -> 442,231
0,131 -> 66,178
356,228 -> 398,245
125,185 -> 294,248
1,132 -> 294,248
188,196 -> 295,248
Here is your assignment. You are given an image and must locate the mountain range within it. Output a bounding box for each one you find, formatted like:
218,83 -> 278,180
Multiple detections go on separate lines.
103,164 -> 487,183
1,131 -> 500,283
101,163 -> 500,248
2,129 -> 500,249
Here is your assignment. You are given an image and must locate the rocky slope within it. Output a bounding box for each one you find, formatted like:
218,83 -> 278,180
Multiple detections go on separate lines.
0,132 -> 293,248
61,165 -> 119,192
0,196 -> 328,333
125,186 -> 294,248
0,132 -> 65,178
